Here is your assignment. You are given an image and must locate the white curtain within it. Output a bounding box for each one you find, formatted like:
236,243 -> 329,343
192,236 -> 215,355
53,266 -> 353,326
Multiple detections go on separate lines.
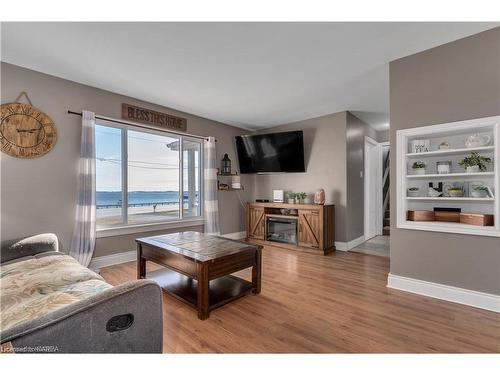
204,137 -> 220,235
69,110 -> 96,266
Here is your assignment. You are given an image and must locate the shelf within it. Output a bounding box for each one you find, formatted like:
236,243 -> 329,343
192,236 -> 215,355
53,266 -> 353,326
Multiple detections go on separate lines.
265,214 -> 299,219
147,268 -> 252,310
406,197 -> 494,202
398,220 -> 500,237
217,172 -> 239,176
406,172 -> 494,179
218,187 -> 244,191
406,145 -> 495,158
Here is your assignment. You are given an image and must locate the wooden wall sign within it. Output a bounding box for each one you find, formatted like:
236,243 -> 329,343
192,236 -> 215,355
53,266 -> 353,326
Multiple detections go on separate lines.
0,102 -> 57,158
122,103 -> 187,132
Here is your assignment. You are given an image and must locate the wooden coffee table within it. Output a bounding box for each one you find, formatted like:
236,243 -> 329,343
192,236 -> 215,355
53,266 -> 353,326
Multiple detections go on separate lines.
136,231 -> 262,320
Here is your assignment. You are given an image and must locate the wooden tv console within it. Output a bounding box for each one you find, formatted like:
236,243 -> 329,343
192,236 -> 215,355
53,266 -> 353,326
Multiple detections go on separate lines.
246,202 -> 335,255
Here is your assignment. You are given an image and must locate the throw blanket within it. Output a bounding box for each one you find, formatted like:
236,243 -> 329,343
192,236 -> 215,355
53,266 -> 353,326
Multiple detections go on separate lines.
0,254 -> 111,333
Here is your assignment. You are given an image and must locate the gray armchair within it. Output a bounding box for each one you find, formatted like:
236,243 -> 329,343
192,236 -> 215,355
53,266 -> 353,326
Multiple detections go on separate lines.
0,233 -> 163,353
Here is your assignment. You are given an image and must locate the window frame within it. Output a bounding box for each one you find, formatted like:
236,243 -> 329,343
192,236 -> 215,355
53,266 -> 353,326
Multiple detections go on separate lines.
95,118 -> 204,234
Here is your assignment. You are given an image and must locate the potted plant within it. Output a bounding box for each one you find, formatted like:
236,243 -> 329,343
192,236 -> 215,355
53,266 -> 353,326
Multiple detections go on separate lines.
459,152 -> 492,173
287,192 -> 296,204
412,161 -> 426,175
296,192 -> 307,204
471,185 -> 489,198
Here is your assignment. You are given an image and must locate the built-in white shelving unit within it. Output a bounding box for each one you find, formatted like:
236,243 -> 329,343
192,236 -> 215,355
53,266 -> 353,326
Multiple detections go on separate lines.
406,145 -> 495,158
397,116 -> 500,237
406,172 -> 494,179
406,197 -> 494,202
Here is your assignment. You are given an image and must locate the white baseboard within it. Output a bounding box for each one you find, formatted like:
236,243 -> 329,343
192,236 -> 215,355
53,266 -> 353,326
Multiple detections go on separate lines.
89,250 -> 136,272
335,235 -> 365,251
221,231 -> 247,240
387,273 -> 500,313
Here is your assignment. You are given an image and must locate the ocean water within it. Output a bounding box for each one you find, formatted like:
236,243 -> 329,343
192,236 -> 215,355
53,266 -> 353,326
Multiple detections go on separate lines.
96,191 -> 183,207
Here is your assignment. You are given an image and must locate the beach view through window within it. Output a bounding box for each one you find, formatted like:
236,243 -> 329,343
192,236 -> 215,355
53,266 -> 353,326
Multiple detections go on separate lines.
95,123 -> 201,228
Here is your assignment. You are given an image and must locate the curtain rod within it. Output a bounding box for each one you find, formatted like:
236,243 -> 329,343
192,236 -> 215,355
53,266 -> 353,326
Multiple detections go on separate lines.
67,110 -> 215,142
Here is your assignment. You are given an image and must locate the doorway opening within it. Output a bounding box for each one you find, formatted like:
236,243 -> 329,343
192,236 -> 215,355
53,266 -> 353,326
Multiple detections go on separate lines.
354,137 -> 390,257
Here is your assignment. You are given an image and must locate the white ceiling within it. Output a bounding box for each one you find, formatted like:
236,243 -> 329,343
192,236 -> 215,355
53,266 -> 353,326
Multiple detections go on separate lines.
1,22 -> 498,130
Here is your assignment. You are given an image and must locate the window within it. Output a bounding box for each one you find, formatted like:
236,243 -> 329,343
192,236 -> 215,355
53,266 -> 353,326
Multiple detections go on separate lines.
95,121 -> 202,229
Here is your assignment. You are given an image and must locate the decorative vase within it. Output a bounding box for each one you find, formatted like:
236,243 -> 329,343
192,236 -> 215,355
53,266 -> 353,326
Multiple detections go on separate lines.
288,199 -> 295,204
466,165 -> 480,173
314,189 -> 325,205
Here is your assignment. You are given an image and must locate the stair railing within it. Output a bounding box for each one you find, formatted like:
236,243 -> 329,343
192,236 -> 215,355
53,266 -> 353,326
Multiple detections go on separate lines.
382,149 -> 390,225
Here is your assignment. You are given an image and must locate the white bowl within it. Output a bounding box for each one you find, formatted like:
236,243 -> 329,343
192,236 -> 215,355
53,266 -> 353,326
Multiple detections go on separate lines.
407,190 -> 420,197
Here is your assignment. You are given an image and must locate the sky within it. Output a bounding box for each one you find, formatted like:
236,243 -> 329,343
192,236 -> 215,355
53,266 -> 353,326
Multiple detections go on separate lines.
95,124 -> 198,192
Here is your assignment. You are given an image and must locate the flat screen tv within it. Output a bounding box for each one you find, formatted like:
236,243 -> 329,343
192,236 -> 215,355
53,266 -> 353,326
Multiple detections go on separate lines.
235,130 -> 305,173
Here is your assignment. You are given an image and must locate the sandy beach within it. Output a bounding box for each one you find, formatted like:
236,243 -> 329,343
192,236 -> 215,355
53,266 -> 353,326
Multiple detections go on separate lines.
96,203 -> 199,226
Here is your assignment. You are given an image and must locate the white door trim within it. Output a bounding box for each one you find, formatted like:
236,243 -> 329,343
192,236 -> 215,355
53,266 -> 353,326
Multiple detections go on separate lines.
364,136 -> 383,240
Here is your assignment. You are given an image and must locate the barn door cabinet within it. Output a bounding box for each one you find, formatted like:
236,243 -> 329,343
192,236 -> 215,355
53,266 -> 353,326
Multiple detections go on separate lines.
247,205 -> 265,240
298,209 -> 321,249
246,202 -> 335,255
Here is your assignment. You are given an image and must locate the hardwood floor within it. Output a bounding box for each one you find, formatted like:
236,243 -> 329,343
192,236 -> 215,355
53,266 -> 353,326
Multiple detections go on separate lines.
350,235 -> 390,257
100,245 -> 500,353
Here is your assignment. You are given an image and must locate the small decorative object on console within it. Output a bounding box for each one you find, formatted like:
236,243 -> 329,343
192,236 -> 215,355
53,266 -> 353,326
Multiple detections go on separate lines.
273,190 -> 284,203
314,189 -> 325,204
287,192 -> 296,204
296,192 -> 307,204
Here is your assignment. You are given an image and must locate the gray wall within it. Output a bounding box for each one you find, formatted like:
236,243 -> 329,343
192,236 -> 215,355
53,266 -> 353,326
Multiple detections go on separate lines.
251,111 -> 380,243
346,112 -> 378,241
376,129 -> 389,143
1,62 -> 254,258
252,112 -> 348,241
389,27 -> 500,294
